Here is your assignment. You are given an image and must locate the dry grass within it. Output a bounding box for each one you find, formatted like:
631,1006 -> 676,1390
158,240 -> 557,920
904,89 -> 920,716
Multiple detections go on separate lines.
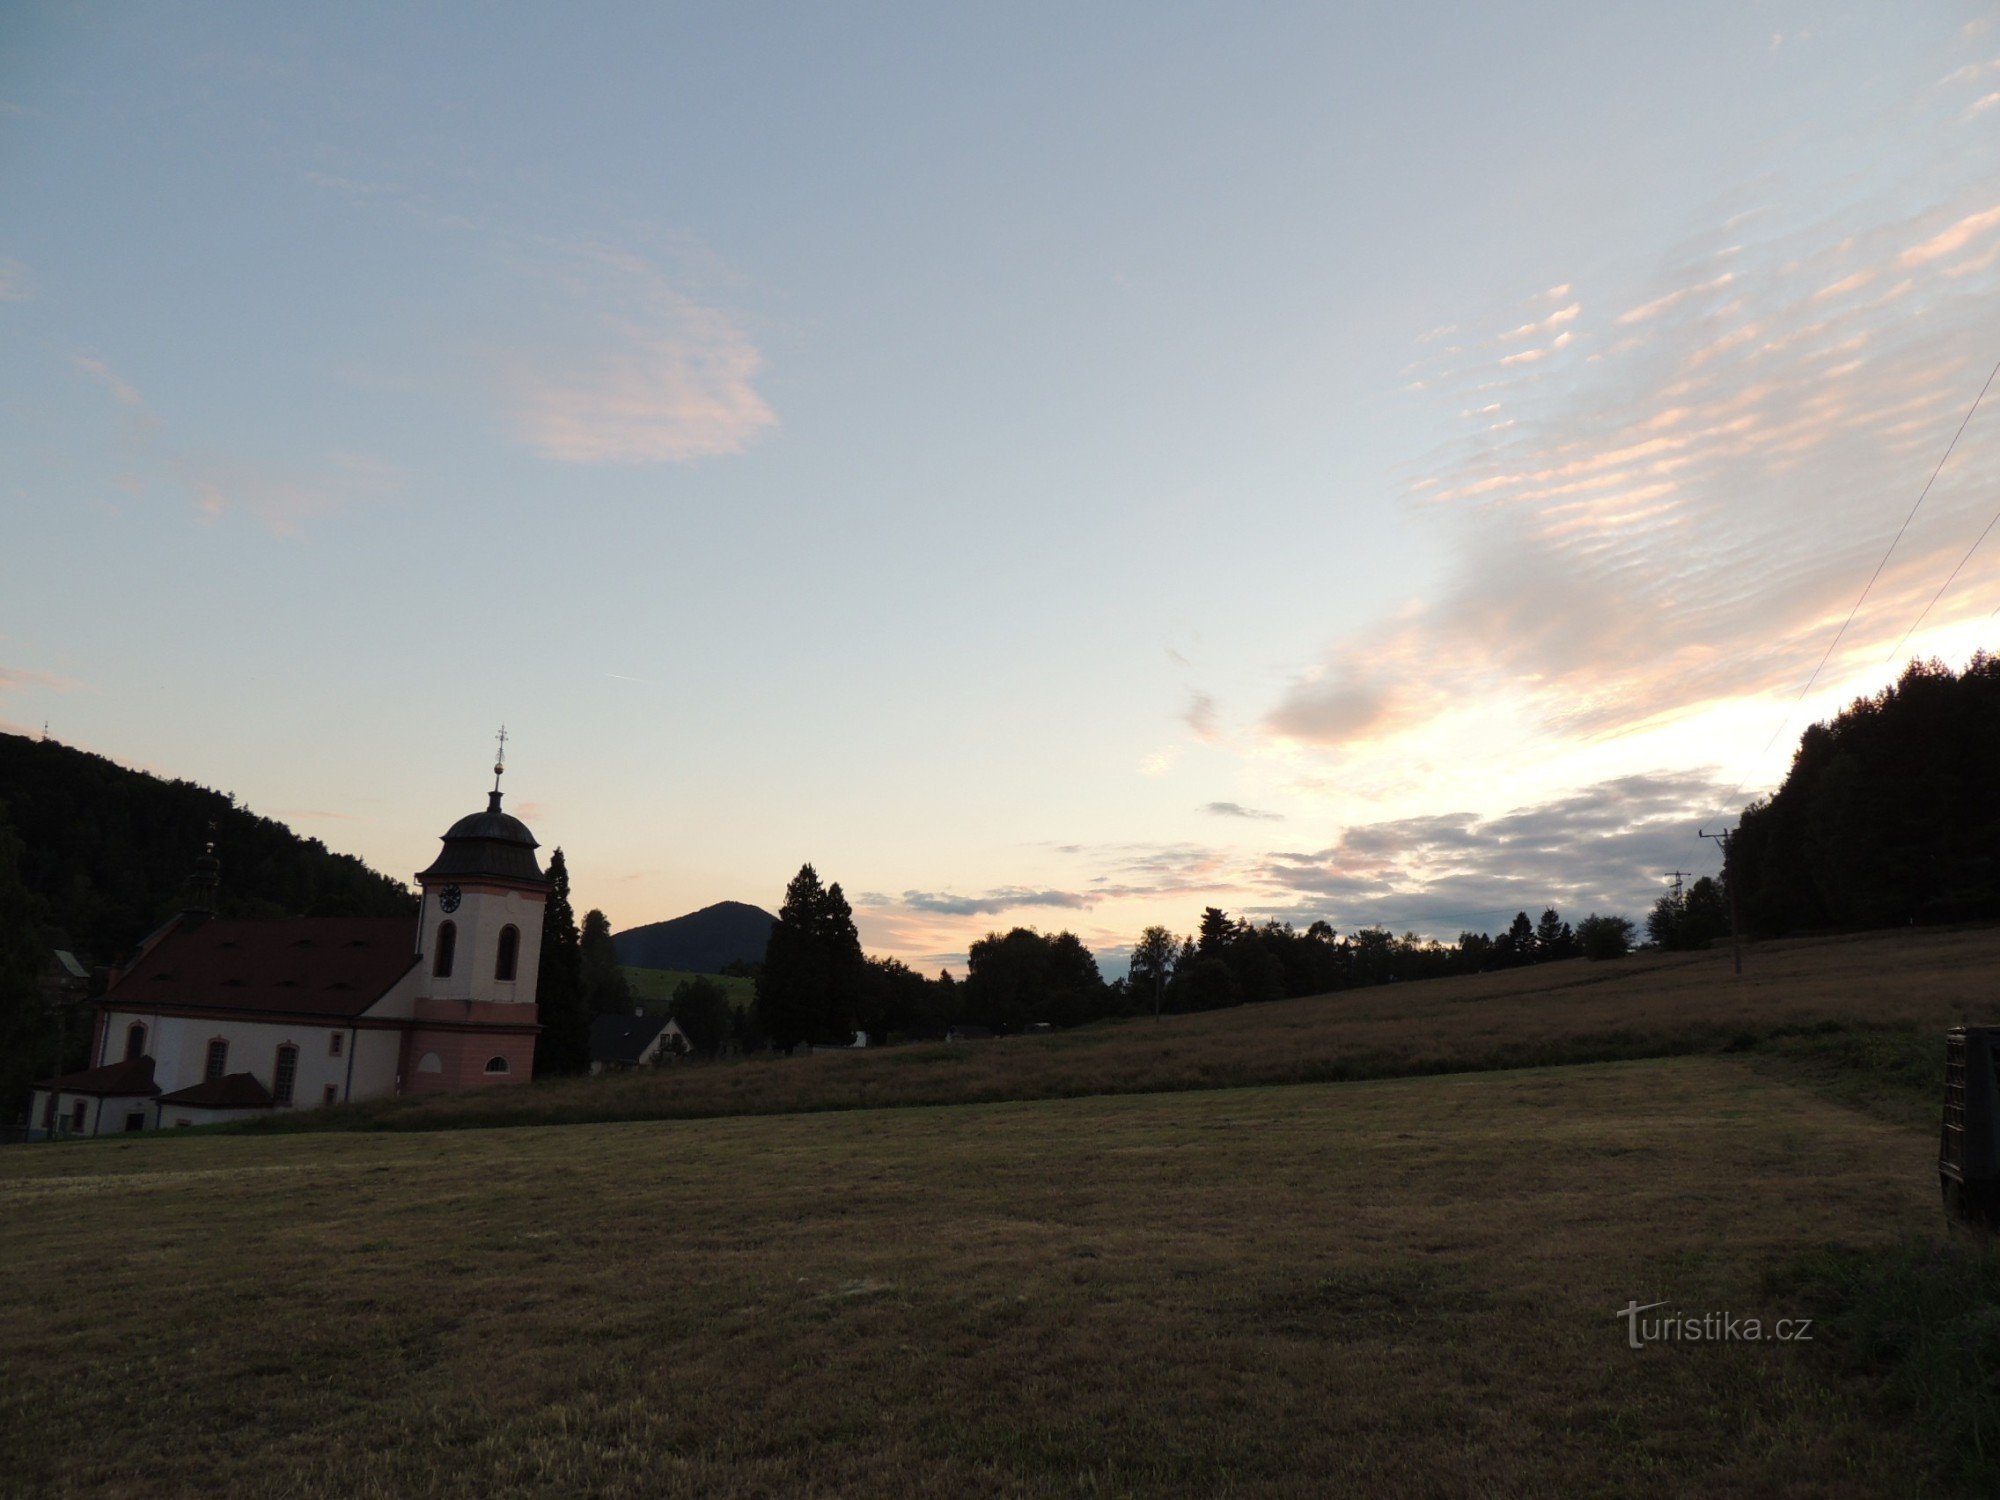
266,923 -> 2000,1133
0,1055 -> 1959,1497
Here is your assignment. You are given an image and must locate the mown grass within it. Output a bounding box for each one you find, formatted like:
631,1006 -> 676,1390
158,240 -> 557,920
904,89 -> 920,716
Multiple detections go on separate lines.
256,924 -> 2000,1134
0,1057 -> 1965,1496
1771,1235 -> 2000,1491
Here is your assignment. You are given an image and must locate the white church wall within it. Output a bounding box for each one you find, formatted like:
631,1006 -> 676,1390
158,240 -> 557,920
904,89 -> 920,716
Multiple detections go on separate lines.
349,1026 -> 404,1101
104,1008 -> 384,1109
416,884 -> 546,1009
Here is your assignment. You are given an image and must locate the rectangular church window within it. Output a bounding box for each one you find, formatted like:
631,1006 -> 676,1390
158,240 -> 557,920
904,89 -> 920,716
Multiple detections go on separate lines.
273,1045 -> 299,1106
205,1038 -> 228,1081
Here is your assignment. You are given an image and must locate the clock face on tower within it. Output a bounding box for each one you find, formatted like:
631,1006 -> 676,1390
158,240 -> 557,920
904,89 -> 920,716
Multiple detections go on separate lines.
439,885 -> 463,913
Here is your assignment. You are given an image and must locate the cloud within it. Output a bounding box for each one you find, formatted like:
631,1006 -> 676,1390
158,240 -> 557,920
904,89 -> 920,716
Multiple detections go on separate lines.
70,354 -> 158,424
1614,272 -> 1735,325
1265,671 -> 1395,746
509,244 -> 775,464
1183,691 -> 1219,740
69,352 -> 395,533
1272,128 -> 2000,787
1244,771 -> 1728,933
1204,802 -> 1283,821
873,887 -> 1096,917
1899,204 -> 2000,268
0,665 -> 71,695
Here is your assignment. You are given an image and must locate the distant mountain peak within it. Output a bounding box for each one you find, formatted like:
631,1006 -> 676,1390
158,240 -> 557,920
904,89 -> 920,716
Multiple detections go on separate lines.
613,901 -> 775,973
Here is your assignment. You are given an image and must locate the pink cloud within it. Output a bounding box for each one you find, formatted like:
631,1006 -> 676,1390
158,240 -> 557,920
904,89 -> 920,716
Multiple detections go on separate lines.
1899,204 -> 2000,268
507,242 -> 776,465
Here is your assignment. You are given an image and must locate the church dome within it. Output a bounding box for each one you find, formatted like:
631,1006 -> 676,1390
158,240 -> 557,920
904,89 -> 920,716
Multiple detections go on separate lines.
417,789 -> 547,886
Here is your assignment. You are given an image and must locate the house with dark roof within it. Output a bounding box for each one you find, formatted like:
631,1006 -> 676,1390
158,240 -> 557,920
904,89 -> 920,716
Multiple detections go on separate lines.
588,1011 -> 689,1073
27,766 -> 554,1138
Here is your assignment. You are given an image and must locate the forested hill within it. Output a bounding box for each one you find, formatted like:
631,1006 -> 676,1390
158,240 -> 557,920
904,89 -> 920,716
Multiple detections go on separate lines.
0,731 -> 417,966
1735,654 -> 2000,934
614,900 -> 775,973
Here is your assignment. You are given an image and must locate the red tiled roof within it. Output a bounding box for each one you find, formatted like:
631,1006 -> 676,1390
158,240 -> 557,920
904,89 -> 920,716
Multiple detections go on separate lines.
109,917 -> 418,1019
33,1055 -> 158,1097
156,1071 -> 275,1109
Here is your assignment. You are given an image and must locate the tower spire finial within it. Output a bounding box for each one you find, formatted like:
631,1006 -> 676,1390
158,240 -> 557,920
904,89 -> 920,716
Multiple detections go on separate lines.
490,725 -> 508,810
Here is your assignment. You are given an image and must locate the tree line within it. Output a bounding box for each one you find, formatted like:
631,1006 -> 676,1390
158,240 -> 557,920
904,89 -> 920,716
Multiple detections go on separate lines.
628,858 -> 1647,1054
1732,654 -> 2000,935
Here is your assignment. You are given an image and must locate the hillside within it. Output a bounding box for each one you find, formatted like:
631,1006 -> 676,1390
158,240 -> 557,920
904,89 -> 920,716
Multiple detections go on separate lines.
612,900 -> 774,973
0,732 -> 416,963
258,922 -> 2000,1134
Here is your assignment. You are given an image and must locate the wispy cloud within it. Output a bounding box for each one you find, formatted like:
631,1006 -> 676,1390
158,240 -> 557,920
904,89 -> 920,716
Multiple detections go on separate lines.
70,353 -> 397,533
1268,110 -> 2000,800
70,353 -> 158,424
1898,203 -> 2000,268
866,887 -> 1096,917
0,665 -> 72,695
1204,801 -> 1283,821
509,242 -> 776,465
1182,691 -> 1219,740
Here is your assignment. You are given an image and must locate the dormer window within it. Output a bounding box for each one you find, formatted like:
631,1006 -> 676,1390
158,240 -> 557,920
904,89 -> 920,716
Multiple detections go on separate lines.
496,925 -> 519,982
433,920 -> 457,978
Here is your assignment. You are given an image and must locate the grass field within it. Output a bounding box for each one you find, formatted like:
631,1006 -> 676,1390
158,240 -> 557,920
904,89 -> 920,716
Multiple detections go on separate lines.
620,966 -> 755,1012
276,924 -> 2000,1133
0,1054 -> 1975,1496
9,926 -> 1999,1495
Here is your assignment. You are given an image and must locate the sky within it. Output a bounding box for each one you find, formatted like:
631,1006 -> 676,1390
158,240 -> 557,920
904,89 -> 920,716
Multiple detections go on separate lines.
6,3 -> 2000,975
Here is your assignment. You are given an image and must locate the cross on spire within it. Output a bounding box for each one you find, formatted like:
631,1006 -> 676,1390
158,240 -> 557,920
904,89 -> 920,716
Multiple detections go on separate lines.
492,725 -> 508,794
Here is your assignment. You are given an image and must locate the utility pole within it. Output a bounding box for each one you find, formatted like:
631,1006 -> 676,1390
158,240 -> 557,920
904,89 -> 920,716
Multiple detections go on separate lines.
1665,871 -> 1690,898
1698,829 -> 1743,976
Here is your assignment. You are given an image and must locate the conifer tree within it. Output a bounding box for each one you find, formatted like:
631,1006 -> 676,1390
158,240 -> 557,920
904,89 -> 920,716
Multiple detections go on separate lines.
533,848 -> 590,1075
754,863 -> 864,1050
578,907 -> 630,1016
0,799 -> 47,1117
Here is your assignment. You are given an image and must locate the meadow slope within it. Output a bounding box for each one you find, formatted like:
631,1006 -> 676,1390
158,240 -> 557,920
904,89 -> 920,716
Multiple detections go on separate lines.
0,1056 -> 1961,1497
272,925 -> 2000,1133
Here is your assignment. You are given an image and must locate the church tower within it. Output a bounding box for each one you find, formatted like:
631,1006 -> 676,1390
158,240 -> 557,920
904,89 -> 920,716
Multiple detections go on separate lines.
402,734 -> 549,1090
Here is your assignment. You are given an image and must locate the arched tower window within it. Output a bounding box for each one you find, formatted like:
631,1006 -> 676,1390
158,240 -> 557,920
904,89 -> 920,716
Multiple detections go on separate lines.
484,1055 -> 510,1074
125,1022 -> 147,1061
433,920 -> 457,978
496,925 -> 519,982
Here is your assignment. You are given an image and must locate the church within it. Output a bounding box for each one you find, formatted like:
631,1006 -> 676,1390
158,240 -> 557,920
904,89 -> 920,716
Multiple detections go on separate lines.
27,765 -> 549,1137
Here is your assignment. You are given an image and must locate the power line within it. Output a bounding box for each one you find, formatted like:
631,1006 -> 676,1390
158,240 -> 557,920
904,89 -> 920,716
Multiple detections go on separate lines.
1882,502 -> 2000,664
1717,352 -> 2000,813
